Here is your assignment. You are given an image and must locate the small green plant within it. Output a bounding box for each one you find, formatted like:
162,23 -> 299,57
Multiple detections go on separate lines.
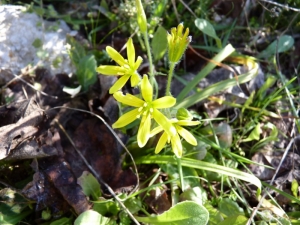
93,0 -> 261,224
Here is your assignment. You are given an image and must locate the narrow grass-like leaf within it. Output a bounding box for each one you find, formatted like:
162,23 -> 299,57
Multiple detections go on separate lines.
176,56 -> 259,109
136,155 -> 261,195
176,44 -> 235,102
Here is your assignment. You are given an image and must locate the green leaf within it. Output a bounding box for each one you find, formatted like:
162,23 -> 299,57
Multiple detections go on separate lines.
180,187 -> 208,205
52,56 -> 63,68
218,198 -> 244,217
76,55 -> 97,91
50,217 -> 73,225
241,91 -> 255,114
136,156 -> 261,195
258,35 -> 294,58
204,203 -> 224,225
77,171 -> 101,200
135,201 -> 209,225
291,179 -> 299,198
161,163 -> 199,190
250,122 -> 278,152
176,55 -> 259,109
195,18 -> 221,48
67,36 -> 86,66
151,26 -> 168,61
242,123 -> 261,142
32,38 -> 43,48
218,215 -> 248,225
124,197 -> 143,214
176,44 -> 235,103
93,198 -> 120,216
74,210 -> 110,225
0,189 -> 32,225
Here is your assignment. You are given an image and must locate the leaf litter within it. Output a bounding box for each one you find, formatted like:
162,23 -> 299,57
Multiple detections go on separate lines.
0,68 -> 137,222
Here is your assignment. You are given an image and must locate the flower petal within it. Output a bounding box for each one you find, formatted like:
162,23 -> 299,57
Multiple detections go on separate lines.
112,108 -> 140,128
152,109 -> 176,137
177,120 -> 200,126
96,65 -> 125,75
176,125 -> 197,146
150,125 -> 163,137
113,92 -> 144,107
137,113 -> 151,147
130,72 -> 141,87
141,75 -> 153,102
106,46 -> 126,66
127,38 -> 135,67
133,56 -> 143,71
152,96 -> 176,109
171,133 -> 183,158
155,132 -> 168,154
109,75 -> 130,94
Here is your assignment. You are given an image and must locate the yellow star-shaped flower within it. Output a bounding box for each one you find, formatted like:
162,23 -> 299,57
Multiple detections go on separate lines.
96,38 -> 142,93
150,118 -> 200,158
113,75 -> 177,147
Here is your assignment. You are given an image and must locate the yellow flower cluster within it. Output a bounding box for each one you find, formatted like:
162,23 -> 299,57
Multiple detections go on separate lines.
96,24 -> 198,157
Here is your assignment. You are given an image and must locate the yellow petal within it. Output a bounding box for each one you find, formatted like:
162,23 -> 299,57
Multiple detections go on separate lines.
177,23 -> 183,37
113,92 -> 144,107
155,132 -> 168,154
106,46 -> 126,66
176,120 -> 200,126
141,75 -> 153,102
150,125 -> 163,137
176,125 -> 197,146
109,75 -> 130,94
152,96 -> 176,109
133,56 -> 143,71
112,108 -> 140,128
171,133 -> 182,158
152,109 -> 176,137
127,38 -> 135,66
96,65 -> 125,75
183,28 -> 190,41
130,73 -> 141,87
137,113 -> 151,147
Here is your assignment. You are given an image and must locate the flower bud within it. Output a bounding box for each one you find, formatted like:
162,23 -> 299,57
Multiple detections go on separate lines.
167,23 -> 191,64
135,0 -> 147,33
176,108 -> 193,121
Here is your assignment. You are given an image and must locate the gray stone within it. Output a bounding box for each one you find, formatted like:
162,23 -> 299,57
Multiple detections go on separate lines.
0,5 -> 75,75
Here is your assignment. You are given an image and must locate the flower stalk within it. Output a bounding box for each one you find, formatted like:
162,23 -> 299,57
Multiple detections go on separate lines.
135,0 -> 154,86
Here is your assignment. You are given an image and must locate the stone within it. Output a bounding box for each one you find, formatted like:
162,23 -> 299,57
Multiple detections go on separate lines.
0,5 -> 75,75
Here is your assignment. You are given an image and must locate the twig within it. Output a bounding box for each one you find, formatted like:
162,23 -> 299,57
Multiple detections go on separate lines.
258,0 -> 300,12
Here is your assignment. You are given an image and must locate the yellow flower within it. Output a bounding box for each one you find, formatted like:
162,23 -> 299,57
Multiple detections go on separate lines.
113,75 -> 177,147
150,118 -> 200,158
96,38 -> 142,94
167,23 -> 191,64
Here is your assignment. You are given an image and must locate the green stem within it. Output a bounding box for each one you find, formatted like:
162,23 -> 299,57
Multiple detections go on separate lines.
176,156 -> 185,192
142,32 -> 154,83
166,62 -> 176,96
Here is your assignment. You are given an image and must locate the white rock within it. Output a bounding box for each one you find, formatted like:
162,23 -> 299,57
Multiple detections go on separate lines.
0,5 -> 75,75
